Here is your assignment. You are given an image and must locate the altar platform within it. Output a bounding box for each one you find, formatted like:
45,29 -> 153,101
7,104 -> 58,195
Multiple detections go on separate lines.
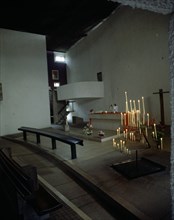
89,112 -> 122,131
2,125 -> 172,220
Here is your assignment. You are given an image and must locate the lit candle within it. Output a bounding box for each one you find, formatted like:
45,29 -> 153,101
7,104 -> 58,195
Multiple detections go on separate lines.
142,97 -> 146,124
116,127 -> 120,137
147,113 -> 149,127
116,129 -> 119,136
113,138 -> 116,147
124,113 -> 127,126
125,91 -> 129,112
138,99 -> 141,112
125,128 -> 128,139
120,140 -> 123,151
120,112 -> 123,126
133,100 -> 136,111
154,124 -> 157,139
142,97 -> 145,113
125,91 -> 128,102
160,138 -> 163,150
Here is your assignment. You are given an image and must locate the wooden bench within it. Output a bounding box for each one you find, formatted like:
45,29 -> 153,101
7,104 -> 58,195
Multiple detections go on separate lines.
0,147 -> 63,219
18,126 -> 84,159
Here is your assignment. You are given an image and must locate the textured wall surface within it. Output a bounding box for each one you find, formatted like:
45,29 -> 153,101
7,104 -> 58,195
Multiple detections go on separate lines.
112,0 -> 174,218
169,13 -> 174,219
112,0 -> 174,14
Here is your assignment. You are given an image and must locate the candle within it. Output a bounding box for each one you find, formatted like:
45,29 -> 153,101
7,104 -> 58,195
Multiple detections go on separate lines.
120,140 -> 123,151
125,91 -> 128,101
160,138 -> 163,150
136,110 -> 140,127
120,112 -> 123,126
130,100 -> 133,112
113,138 -> 116,147
142,97 -> 145,124
118,127 -> 120,136
125,129 -> 128,139
147,113 -> 149,127
133,100 -> 136,111
154,124 -> 157,139
142,97 -> 145,113
125,91 -> 129,112
124,113 -> 127,126
138,99 -> 141,112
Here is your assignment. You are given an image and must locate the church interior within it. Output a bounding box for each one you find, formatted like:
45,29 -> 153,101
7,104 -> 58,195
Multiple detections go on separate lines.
0,1 -> 173,220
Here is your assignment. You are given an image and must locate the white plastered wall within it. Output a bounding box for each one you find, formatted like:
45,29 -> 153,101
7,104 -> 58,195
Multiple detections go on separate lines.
66,6 -> 170,125
0,29 -> 50,136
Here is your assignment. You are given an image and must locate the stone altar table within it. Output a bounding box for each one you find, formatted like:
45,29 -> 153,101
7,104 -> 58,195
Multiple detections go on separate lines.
89,112 -> 122,131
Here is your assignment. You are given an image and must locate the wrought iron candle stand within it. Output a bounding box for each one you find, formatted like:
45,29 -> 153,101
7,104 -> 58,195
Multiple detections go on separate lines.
111,126 -> 166,179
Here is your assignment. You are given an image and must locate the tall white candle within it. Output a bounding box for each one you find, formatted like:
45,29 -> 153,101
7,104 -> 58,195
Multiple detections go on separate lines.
125,91 -> 129,112
147,113 -> 149,127
138,99 -> 141,112
142,97 -> 145,113
125,128 -> 128,139
113,138 -> 116,147
133,100 -> 136,111
120,112 -> 123,126
142,97 -> 145,125
124,113 -> 127,126
125,91 -> 128,102
130,100 -> 133,112
160,138 -> 163,150
154,124 -> 157,139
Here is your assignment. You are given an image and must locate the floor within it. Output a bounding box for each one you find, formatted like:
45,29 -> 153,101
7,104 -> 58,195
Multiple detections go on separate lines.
1,124 -> 172,220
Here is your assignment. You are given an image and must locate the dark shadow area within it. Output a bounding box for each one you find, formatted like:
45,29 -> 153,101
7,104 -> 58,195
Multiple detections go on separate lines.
111,157 -> 166,180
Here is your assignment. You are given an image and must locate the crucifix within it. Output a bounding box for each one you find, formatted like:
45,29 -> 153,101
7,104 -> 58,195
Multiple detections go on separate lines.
153,89 -> 169,126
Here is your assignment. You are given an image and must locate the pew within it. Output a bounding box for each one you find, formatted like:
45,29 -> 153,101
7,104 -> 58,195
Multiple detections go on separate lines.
0,147 -> 63,219
18,126 -> 84,159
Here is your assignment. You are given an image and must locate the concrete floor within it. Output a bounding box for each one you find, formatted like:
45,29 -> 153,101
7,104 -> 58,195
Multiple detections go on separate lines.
1,125 -> 172,220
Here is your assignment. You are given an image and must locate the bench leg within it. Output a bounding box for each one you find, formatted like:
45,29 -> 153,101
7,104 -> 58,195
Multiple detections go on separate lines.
70,144 -> 77,159
23,131 -> 27,141
52,139 -> 56,149
36,134 -> 40,144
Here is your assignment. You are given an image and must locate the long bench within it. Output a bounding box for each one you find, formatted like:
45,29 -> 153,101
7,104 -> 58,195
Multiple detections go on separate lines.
0,147 -> 63,219
18,126 -> 84,159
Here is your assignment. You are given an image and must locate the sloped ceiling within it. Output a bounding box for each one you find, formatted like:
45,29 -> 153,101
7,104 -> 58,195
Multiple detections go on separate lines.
0,0 -> 119,52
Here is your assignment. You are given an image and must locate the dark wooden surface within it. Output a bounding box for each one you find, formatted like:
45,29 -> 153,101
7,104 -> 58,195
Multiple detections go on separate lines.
0,147 -> 63,218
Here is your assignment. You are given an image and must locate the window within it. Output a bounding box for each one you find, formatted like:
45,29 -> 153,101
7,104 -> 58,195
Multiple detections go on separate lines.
52,70 -> 59,80
54,82 -> 60,87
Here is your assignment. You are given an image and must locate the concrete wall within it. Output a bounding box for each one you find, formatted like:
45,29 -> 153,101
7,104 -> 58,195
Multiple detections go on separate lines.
0,29 -> 50,135
66,6 -> 171,125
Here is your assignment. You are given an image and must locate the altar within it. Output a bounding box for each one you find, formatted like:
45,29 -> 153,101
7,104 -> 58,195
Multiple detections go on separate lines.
89,112 -> 122,131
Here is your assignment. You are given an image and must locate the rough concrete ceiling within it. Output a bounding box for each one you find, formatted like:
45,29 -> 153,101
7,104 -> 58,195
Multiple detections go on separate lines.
0,0 -> 119,52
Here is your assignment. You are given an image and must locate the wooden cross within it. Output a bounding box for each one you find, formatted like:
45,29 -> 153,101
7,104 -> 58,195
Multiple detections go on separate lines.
153,89 -> 169,126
